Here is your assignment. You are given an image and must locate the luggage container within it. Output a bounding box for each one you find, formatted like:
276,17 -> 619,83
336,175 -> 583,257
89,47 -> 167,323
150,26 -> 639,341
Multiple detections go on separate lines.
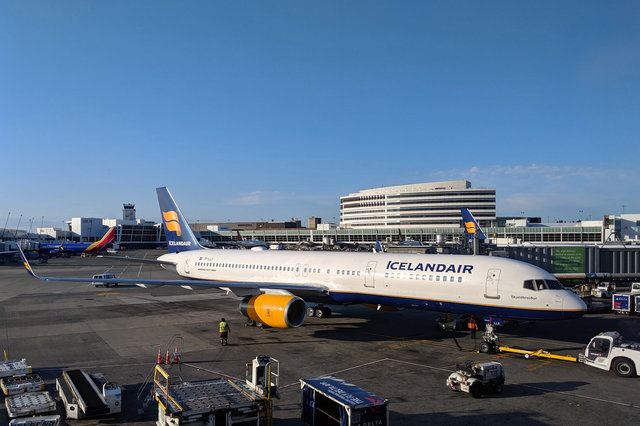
0,359 -> 32,378
300,376 -> 388,426
5,391 -> 56,418
1,373 -> 45,395
9,414 -> 61,426
612,293 -> 634,314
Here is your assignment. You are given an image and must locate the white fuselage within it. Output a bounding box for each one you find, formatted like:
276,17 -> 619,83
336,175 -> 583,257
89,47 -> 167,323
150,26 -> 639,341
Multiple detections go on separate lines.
158,248 -> 586,320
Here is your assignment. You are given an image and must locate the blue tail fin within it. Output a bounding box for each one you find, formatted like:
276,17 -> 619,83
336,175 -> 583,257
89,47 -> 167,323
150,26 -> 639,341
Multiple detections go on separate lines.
461,208 -> 487,242
157,187 -> 203,253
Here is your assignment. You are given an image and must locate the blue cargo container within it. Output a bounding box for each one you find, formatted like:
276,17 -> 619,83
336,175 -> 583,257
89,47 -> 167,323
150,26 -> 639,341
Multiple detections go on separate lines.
300,376 -> 388,426
612,294 -> 633,314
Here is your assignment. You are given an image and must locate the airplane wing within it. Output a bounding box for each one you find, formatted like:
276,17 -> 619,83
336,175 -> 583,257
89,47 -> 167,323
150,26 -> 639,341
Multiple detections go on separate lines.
18,245 -> 328,293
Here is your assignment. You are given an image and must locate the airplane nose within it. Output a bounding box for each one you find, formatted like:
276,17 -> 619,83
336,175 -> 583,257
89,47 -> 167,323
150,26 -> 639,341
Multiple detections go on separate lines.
564,292 -> 588,318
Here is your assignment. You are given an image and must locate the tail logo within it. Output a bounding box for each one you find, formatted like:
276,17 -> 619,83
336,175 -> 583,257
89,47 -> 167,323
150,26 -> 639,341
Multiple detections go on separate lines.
464,221 -> 477,234
162,211 -> 182,236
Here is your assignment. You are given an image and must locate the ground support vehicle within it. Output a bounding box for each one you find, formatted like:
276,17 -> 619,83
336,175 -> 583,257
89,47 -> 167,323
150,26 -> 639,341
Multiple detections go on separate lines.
612,293 -> 635,314
91,273 -> 118,287
57,369 -> 121,419
579,331 -> 640,377
5,391 -> 56,418
300,376 -> 389,426
154,355 -> 278,426
0,359 -> 32,378
447,361 -> 505,398
591,282 -> 613,298
9,415 -> 61,426
1,374 -> 44,395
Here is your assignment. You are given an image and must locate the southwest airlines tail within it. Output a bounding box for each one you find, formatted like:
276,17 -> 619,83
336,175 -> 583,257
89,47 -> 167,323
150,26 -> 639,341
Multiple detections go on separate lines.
461,208 -> 487,241
85,226 -> 117,252
157,187 -> 203,253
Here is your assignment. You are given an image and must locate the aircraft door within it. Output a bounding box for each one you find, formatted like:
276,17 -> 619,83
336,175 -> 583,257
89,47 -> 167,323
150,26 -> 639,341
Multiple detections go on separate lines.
295,263 -> 301,277
364,261 -> 377,288
184,256 -> 191,274
302,264 -> 309,278
484,268 -> 501,299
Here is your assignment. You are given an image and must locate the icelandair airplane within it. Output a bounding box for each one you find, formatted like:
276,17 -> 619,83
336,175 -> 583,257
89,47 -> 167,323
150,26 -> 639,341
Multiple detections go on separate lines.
18,188 -> 587,329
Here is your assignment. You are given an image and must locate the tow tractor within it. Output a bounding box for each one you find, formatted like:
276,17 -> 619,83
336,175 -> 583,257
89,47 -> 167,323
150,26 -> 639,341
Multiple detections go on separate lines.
580,331 -> 640,377
447,361 -> 505,398
482,330 -> 640,378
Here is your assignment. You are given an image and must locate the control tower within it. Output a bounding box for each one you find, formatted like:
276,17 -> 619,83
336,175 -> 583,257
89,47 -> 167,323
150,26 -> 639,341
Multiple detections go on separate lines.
123,203 -> 136,221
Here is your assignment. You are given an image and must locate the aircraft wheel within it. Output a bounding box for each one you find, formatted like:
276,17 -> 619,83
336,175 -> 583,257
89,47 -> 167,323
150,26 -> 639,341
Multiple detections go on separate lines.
470,383 -> 482,398
612,358 -> 636,377
479,342 -> 492,353
317,307 -> 331,318
306,307 -> 317,318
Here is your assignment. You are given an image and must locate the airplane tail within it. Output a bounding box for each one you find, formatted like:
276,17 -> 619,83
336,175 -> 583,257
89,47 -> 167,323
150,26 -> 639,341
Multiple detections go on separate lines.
157,187 -> 204,253
461,208 -> 487,241
85,226 -> 116,252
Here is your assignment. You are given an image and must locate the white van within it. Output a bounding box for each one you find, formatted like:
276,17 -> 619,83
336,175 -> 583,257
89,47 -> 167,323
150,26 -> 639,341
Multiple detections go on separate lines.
92,273 -> 118,287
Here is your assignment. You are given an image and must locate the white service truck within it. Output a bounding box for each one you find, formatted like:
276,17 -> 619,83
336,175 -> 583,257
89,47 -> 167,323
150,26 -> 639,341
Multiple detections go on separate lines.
591,282 -> 613,298
580,331 -> 640,377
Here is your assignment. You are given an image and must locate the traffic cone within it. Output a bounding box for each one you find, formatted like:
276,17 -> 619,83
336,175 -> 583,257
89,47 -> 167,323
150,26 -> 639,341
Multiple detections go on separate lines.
173,346 -> 180,364
157,348 -> 162,364
165,349 -> 170,365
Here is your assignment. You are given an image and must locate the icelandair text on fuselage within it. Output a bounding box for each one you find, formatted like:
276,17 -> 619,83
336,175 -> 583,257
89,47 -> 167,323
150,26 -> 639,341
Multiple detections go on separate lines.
169,241 -> 192,246
386,261 -> 473,274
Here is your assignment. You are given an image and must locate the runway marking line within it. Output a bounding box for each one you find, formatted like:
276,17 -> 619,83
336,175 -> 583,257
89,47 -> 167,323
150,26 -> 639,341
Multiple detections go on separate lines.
277,358 -> 640,410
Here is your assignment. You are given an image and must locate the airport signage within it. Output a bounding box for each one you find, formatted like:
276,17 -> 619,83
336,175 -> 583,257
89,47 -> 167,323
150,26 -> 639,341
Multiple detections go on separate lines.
553,247 -> 584,273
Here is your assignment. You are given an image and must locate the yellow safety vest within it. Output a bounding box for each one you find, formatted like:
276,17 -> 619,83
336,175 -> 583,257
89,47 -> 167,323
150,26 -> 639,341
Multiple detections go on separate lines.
219,321 -> 228,332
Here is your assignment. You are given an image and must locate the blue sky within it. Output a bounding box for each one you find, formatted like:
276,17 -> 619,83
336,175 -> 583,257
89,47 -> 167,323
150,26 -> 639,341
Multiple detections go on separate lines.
2,1 -> 639,229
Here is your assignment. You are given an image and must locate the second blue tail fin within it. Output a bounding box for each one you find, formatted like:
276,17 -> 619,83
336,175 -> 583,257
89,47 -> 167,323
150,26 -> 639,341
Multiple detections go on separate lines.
461,208 -> 487,241
157,187 -> 203,253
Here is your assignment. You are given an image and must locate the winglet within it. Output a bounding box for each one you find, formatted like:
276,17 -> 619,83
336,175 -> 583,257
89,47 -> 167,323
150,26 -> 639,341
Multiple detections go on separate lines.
374,239 -> 384,253
16,245 -> 40,279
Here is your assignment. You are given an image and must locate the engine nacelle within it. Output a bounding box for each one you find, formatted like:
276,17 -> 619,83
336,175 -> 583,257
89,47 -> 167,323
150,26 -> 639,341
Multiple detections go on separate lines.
239,294 -> 307,328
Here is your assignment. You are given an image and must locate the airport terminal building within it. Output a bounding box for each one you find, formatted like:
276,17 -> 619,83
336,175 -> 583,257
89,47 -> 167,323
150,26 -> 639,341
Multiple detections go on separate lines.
339,180 -> 496,229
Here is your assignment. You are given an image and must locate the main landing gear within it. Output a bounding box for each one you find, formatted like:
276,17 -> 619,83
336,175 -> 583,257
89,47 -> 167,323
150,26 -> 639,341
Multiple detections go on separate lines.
307,305 -> 332,318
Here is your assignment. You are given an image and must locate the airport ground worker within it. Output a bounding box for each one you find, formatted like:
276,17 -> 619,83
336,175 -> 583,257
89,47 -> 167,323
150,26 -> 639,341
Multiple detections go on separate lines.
467,316 -> 478,340
219,318 -> 231,346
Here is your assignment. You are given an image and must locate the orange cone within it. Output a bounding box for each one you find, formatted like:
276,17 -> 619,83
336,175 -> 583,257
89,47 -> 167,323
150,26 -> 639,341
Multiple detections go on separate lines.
165,349 -> 170,365
173,346 -> 180,364
157,348 -> 162,364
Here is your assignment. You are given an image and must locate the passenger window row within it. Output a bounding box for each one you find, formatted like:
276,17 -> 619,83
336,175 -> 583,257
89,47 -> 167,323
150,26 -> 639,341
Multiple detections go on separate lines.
383,272 -> 463,283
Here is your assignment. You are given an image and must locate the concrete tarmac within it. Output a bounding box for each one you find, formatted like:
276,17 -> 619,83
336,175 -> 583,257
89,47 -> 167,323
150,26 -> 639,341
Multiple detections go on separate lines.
1,250 -> 639,425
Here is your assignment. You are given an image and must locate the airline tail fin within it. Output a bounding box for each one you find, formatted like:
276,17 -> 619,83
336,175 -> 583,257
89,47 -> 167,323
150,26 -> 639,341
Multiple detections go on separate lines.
374,239 -> 384,253
157,187 -> 204,253
461,208 -> 487,242
85,226 -> 116,252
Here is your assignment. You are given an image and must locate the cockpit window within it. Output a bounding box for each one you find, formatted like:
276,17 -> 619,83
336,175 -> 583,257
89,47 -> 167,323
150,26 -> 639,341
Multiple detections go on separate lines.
524,279 -> 564,291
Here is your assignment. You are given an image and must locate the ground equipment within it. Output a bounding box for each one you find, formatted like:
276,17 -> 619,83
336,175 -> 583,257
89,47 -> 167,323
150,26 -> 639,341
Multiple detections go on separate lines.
579,331 -> 640,377
5,391 -> 56,418
57,369 -> 121,419
300,376 -> 389,426
1,373 -> 45,395
447,361 -> 505,398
